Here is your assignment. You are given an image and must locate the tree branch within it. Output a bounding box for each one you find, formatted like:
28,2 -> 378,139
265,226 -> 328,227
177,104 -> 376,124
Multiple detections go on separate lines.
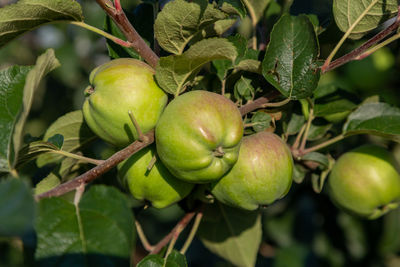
321,6 -> 400,73
36,131 -> 154,200
95,0 -> 159,68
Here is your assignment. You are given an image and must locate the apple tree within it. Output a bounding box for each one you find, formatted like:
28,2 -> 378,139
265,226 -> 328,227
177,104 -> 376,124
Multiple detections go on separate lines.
1,0 -> 400,266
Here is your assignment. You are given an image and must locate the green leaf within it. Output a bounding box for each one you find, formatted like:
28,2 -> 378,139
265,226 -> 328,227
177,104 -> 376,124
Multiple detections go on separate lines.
34,173 -> 60,196
292,164 -> 307,184
16,141 -> 60,168
284,113 -> 306,136
35,185 -> 135,266
154,0 -> 228,54
343,102 -> 400,141
262,14 -> 320,99
307,123 -> 332,141
274,243 -> 309,267
0,49 -> 59,173
166,250 -> 187,267
301,152 -> 329,168
0,0 -> 83,47
243,0 -> 271,23
36,110 -> 96,167
155,38 -> 237,96
333,0 -> 398,39
219,0 -> 246,18
251,112 -> 272,132
235,59 -> 261,74
234,76 -> 254,101
137,254 -> 164,267
198,203 -> 262,267
0,176 -> 35,236
0,65 -> 31,173
47,134 -> 64,149
314,99 -> 357,117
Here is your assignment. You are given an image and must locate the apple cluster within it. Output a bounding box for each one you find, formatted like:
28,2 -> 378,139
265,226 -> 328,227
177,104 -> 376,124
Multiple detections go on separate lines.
82,59 -> 400,219
82,59 -> 294,210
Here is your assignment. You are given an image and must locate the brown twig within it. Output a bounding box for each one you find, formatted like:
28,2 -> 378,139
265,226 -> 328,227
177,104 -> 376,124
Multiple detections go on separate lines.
95,0 -> 159,68
239,91 -> 281,116
149,210 -> 197,255
36,131 -> 154,200
321,6 -> 400,73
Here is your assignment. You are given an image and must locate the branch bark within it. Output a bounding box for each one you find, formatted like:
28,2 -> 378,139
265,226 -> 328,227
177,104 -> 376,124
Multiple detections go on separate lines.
95,0 -> 159,68
36,131 -> 154,200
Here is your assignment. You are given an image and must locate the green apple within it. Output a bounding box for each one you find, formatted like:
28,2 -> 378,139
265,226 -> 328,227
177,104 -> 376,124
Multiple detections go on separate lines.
211,132 -> 294,210
155,90 -> 244,183
83,58 -> 168,147
328,145 -> 400,219
118,145 -> 194,209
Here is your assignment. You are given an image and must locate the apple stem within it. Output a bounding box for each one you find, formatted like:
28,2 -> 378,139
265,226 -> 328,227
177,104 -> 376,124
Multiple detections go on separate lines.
128,110 -> 147,142
261,98 -> 290,108
147,155 -> 157,171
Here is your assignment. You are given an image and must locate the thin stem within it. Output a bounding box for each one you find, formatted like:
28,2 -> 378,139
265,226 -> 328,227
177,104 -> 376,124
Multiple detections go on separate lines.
50,150 -> 104,165
135,221 -> 154,252
36,130 -> 154,200
302,134 -> 345,155
221,78 -> 227,96
322,0 -> 379,70
292,124 -> 306,150
96,0 -> 159,68
356,32 -> 400,60
69,21 -> 131,47
128,110 -> 146,142
180,210 -> 204,255
164,225 -> 182,260
300,108 -> 314,151
150,211 -> 197,255
147,155 -> 157,171
261,98 -> 290,108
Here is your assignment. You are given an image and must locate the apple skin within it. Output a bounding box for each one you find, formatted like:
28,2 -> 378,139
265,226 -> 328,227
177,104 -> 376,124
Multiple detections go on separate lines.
83,58 -> 168,147
211,132 -> 294,210
155,90 -> 244,183
328,145 -> 400,219
118,145 -> 194,209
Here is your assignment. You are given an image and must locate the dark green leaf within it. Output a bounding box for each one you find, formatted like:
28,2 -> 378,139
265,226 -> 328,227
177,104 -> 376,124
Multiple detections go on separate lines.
333,0 -> 398,39
16,141 -> 60,168
198,202 -> 262,267
36,110 -> 96,167
154,0 -> 228,54
0,176 -> 35,236
343,102 -> 400,141
251,112 -> 272,132
307,123 -> 332,140
137,254 -> 164,267
262,14 -> 320,99
337,213 -> 367,259
166,250 -> 187,267
47,134 -> 64,149
219,0 -> 246,18
0,66 -> 31,172
0,49 -> 59,173
0,0 -> 83,47
314,99 -> 357,117
35,185 -> 135,266
34,173 -> 60,196
284,113 -> 305,135
155,38 -> 237,96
